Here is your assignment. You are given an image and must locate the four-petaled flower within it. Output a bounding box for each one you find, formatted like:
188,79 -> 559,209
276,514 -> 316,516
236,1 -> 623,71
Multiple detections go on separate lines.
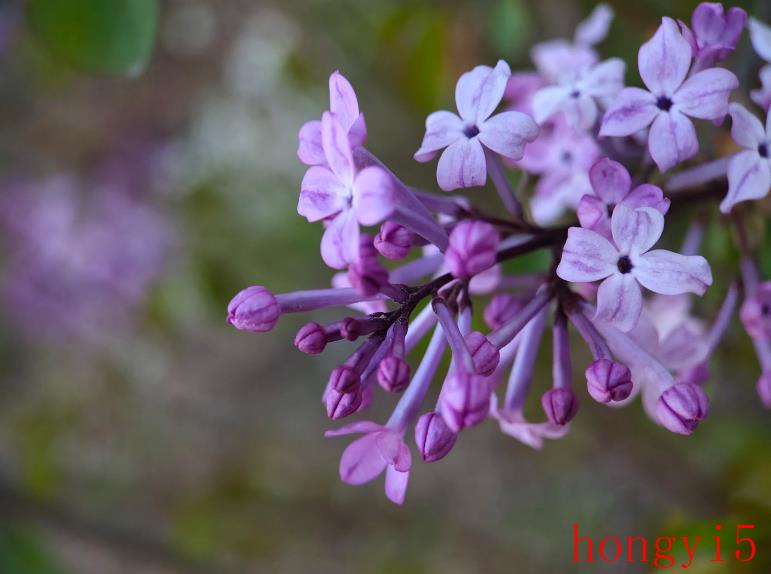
415,60 -> 538,191
601,17 -> 738,172
720,103 -> 771,213
557,204 -> 712,332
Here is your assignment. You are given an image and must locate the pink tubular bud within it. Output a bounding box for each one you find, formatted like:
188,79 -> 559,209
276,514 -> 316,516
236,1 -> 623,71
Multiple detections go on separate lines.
323,384 -> 363,420
465,331 -> 500,376
377,356 -> 411,393
445,221 -> 499,279
483,293 -> 524,330
757,372 -> 771,409
329,365 -> 360,393
541,388 -> 578,426
656,383 -> 709,435
294,322 -> 327,354
585,358 -> 633,403
227,286 -> 281,332
414,412 -> 457,463
374,222 -> 413,260
439,372 -> 492,433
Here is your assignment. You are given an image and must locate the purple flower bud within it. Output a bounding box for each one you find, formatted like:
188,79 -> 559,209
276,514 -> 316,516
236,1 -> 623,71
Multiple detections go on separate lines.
585,358 -> 633,403
294,322 -> 326,354
757,372 -> 771,409
683,2 -> 746,69
465,331 -> 500,376
414,411 -> 457,462
740,282 -> 771,339
227,286 -> 281,332
340,316 -> 386,341
656,383 -> 709,435
541,388 -> 579,426
324,384 -> 363,420
445,221 -> 499,279
347,234 -> 390,297
377,356 -> 411,393
483,293 -> 524,330
374,222 -> 412,260
439,372 -> 492,433
330,365 -> 361,393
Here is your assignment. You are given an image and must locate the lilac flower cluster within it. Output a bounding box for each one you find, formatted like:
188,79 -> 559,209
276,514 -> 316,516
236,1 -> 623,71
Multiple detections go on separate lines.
229,3 -> 771,504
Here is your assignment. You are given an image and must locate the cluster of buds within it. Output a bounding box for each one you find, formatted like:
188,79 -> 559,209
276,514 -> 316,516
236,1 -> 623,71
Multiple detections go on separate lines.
229,3 -> 771,504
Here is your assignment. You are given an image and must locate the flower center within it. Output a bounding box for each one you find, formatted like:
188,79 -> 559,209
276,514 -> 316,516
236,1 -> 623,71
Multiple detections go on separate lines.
570,89 -> 581,99
464,124 -> 480,138
762,303 -> 770,316
560,151 -> 573,164
617,255 -> 633,274
656,96 -> 673,111
606,203 -> 615,217
759,143 -> 769,158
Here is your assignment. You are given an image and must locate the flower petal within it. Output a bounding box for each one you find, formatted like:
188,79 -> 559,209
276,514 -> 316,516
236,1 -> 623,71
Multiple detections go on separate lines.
749,17 -> 771,62
720,150 -> 771,213
532,85 -> 570,125
339,432 -> 387,485
376,432 -> 412,472
560,94 -> 599,132
589,157 -> 631,204
349,113 -> 368,148
321,210 -> 360,269
583,57 -> 626,98
329,71 -> 360,132
622,184 -> 670,214
611,204 -> 664,255
728,102 -> 765,150
414,110 -> 464,162
321,111 -> 354,184
638,17 -> 692,95
595,273 -> 643,332
557,227 -> 617,282
599,87 -> 658,136
574,3 -> 614,46
478,111 -> 539,160
325,420 -> 384,437
673,68 -> 738,120
634,250 -> 713,295
531,39 -> 597,83
384,466 -> 409,505
353,166 -> 395,226
436,137 -> 487,191
576,194 -> 609,234
297,120 -> 324,166
455,61 -> 511,124
298,166 -> 349,222
648,111 -> 698,172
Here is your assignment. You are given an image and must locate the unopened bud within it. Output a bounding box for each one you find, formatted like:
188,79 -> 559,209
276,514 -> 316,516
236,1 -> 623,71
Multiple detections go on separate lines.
585,358 -> 633,403
656,383 -> 709,435
414,412 -> 457,462
377,356 -> 410,392
541,388 -> 578,425
465,331 -> 500,376
227,286 -> 280,332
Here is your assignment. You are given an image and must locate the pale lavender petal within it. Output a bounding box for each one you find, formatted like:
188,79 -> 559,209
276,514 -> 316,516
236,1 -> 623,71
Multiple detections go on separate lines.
648,111 -> 698,172
559,94 -> 599,132
414,110 -> 464,162
576,194 -> 608,233
531,39 -> 597,83
589,157 -> 631,204
376,432 -> 411,472
595,273 -> 643,332
436,137 -> 487,191
556,227 -> 617,282
611,205 -> 664,255
574,3 -> 614,46
622,184 -> 670,214
329,71 -> 360,132
353,166 -> 395,226
638,17 -> 692,95
455,61 -> 511,124
634,250 -> 713,295
673,68 -> 737,120
339,432 -> 388,485
720,150 -> 771,213
321,111 -> 354,184
751,65 -> 771,112
298,166 -> 349,222
583,57 -> 625,98
384,466 -> 409,505
349,113 -> 368,148
658,324 -> 708,370
728,102 -> 765,150
599,87 -> 658,136
749,17 -> 771,62
532,85 -> 570,125
297,120 -> 324,165
321,210 -> 360,269
478,111 -> 538,160
325,420 -> 384,437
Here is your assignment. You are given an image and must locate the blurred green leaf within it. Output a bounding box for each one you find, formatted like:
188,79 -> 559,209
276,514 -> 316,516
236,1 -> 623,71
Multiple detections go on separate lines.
0,527 -> 60,574
27,0 -> 158,76
488,0 -> 531,58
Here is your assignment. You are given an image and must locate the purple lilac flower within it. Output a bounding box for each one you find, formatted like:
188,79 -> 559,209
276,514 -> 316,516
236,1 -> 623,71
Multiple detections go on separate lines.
577,157 -> 670,238
415,61 -> 539,191
445,221 -> 499,279
557,205 -> 712,332
741,281 -> 771,339
678,2 -> 747,72
719,103 -> 771,213
414,411 -> 457,462
601,17 -> 738,172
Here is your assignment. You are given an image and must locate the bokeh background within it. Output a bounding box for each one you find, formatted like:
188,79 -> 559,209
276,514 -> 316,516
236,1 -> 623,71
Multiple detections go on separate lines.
0,0 -> 770,572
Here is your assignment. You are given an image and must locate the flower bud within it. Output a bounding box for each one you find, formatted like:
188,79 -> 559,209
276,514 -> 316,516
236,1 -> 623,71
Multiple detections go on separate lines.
294,322 -> 327,354
656,383 -> 709,435
323,384 -> 363,420
374,222 -> 412,260
445,221 -> 499,279
227,286 -> 281,332
348,234 -> 389,296
483,293 -> 523,330
740,282 -> 771,339
439,372 -> 492,433
465,331 -> 500,376
757,372 -> 771,409
340,316 -> 386,341
329,365 -> 360,393
377,356 -> 410,392
585,358 -> 633,403
414,412 -> 457,462
541,388 -> 579,425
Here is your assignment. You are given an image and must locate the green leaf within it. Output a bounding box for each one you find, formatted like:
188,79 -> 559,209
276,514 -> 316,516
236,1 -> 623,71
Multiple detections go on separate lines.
27,0 -> 158,76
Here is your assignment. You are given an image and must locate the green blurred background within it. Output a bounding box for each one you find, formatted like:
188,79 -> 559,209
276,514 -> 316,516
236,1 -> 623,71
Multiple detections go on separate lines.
0,0 -> 770,572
